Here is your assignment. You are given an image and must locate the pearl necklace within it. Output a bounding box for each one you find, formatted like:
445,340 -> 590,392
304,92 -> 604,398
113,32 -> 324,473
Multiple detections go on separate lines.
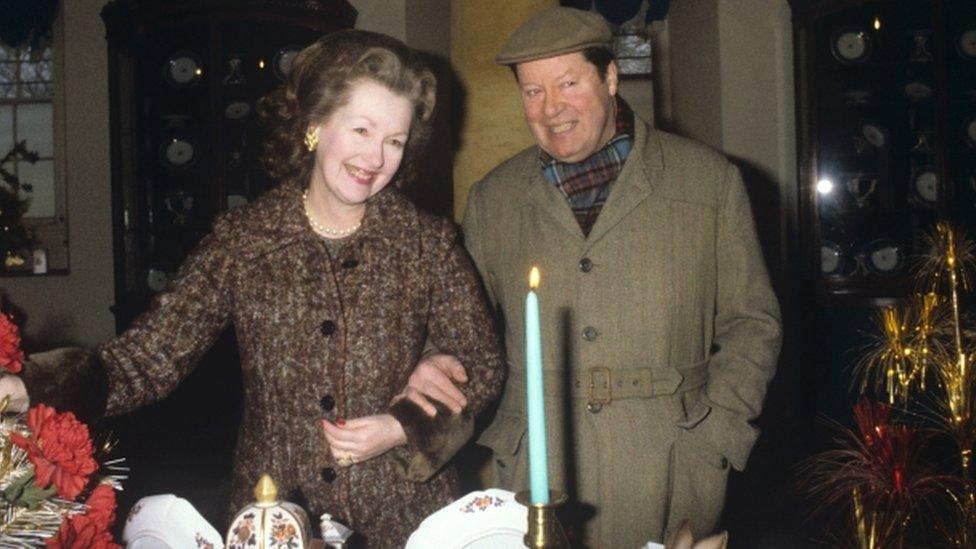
302,189 -> 362,237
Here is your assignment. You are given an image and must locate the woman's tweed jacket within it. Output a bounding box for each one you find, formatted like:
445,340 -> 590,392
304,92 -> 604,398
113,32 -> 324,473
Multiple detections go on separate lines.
23,181 -> 505,548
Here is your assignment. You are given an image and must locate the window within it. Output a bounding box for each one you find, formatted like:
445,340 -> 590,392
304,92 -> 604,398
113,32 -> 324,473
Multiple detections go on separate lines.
0,13 -> 68,274
0,43 -> 55,218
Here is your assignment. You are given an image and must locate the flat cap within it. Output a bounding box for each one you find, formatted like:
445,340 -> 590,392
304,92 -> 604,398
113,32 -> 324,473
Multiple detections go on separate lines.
495,7 -> 612,66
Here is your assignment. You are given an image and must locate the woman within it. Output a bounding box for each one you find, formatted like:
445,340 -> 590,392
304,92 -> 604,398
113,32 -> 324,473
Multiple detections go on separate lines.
8,30 -> 504,547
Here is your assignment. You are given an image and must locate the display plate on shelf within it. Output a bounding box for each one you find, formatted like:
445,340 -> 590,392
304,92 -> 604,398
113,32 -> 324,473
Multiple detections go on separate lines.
963,114 -> 976,149
864,239 -> 905,276
146,267 -> 170,293
821,240 -> 845,276
902,80 -> 933,101
160,136 -> 197,169
164,52 -> 202,87
957,27 -> 976,61
224,101 -> 251,120
273,46 -> 301,80
912,166 -> 939,204
831,28 -> 871,64
859,121 -> 889,150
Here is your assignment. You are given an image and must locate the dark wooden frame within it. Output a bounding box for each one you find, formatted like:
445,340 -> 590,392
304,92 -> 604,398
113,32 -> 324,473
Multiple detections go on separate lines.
101,0 -> 357,330
790,0 -> 969,307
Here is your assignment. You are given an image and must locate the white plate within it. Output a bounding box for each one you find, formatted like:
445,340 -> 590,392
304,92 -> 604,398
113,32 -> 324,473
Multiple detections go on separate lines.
865,239 -> 904,275
821,240 -> 844,275
406,489 -> 527,549
273,46 -> 301,80
957,28 -> 976,60
903,81 -> 933,101
165,53 -> 202,87
963,115 -> 976,149
860,122 -> 888,149
912,166 -> 939,203
224,101 -> 251,119
832,29 -> 871,64
162,137 -> 196,168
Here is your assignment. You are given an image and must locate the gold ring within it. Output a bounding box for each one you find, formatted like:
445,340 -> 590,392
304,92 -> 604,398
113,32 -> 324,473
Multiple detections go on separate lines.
337,453 -> 354,467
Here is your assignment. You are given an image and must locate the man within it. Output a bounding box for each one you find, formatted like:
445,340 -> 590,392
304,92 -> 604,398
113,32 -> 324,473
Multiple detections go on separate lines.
409,7 -> 781,546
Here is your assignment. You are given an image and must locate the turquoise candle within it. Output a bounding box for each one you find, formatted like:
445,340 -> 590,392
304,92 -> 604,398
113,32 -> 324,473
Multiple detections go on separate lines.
525,267 -> 550,504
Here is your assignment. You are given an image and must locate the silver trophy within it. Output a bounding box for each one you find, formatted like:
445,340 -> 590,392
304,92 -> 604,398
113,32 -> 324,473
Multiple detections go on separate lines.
164,193 -> 195,226
846,174 -> 877,209
909,29 -> 934,63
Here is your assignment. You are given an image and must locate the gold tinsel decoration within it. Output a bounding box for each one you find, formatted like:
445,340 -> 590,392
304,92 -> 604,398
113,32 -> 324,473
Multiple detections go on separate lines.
847,222 -> 976,546
809,222 -> 976,547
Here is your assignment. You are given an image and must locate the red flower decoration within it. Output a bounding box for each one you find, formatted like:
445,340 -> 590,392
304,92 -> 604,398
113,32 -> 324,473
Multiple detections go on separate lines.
0,313 -> 25,374
80,483 -> 117,531
10,405 -> 98,500
45,483 -> 119,549
45,518 -> 120,549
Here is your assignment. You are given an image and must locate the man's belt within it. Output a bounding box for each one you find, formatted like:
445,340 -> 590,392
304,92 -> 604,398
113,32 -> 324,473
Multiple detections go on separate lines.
506,360 -> 709,412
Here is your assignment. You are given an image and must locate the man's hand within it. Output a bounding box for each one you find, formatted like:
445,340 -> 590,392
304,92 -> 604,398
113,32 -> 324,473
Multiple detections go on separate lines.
393,353 -> 468,417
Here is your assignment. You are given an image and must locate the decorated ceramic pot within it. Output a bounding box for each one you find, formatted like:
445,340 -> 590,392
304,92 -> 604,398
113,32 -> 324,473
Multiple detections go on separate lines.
226,474 -> 312,549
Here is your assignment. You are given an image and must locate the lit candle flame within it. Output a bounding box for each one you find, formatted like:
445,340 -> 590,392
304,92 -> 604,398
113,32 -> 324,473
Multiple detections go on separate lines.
529,267 -> 540,289
873,16 -> 881,30
258,59 -> 266,69
195,68 -> 202,76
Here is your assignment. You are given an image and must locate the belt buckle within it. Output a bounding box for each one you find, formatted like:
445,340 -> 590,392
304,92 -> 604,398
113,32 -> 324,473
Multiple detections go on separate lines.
587,366 -> 612,413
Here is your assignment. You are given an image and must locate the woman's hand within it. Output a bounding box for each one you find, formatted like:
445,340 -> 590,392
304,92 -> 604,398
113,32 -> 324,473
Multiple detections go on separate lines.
321,414 -> 407,466
0,375 -> 29,413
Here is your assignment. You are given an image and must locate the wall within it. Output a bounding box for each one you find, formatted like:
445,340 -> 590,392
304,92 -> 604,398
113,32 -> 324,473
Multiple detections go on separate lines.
451,0 -> 554,220
662,0 -> 796,280
663,0 -> 723,146
350,0 -> 449,55
1,0 -> 115,347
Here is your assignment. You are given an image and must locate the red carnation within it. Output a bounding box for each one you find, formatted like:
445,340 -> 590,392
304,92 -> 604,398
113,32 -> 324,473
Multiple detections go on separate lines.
45,484 -> 119,548
45,516 -> 120,549
0,313 -> 25,374
10,405 -> 98,500
80,483 -> 117,531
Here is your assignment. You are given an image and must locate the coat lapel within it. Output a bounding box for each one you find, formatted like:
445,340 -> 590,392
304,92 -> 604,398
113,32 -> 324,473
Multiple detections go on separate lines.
526,160 -> 588,242
584,120 -> 663,249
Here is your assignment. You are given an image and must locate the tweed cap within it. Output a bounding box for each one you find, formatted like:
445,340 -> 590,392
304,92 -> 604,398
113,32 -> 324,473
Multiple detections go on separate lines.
495,7 -> 612,65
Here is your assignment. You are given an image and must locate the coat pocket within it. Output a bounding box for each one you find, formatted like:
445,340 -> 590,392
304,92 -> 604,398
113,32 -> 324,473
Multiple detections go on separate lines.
675,400 -> 711,430
667,423 -> 731,537
674,390 -> 723,467
674,378 -> 712,430
477,411 -> 527,490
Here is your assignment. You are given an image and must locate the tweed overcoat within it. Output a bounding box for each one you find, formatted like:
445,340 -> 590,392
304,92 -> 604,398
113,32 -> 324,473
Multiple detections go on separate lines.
24,181 -> 505,548
462,116 -> 782,547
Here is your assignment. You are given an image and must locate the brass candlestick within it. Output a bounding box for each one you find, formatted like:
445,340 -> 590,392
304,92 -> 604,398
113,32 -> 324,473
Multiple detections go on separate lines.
515,489 -> 569,548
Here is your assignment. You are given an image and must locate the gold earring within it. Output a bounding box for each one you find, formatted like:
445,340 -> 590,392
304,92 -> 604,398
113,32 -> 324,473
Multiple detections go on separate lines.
304,130 -> 318,152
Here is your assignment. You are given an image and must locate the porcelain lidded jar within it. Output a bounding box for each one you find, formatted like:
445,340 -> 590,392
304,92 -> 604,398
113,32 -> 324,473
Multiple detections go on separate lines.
226,474 -> 312,549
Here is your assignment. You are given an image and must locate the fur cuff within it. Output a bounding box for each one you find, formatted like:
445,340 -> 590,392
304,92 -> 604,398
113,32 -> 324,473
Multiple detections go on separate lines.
19,347 -> 109,424
389,398 -> 474,482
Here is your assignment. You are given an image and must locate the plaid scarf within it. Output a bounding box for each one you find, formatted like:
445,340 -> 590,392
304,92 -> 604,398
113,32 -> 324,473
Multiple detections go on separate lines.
540,97 -> 634,237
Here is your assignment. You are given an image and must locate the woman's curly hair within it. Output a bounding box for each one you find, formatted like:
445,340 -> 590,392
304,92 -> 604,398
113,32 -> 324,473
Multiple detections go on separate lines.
257,30 -> 436,187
